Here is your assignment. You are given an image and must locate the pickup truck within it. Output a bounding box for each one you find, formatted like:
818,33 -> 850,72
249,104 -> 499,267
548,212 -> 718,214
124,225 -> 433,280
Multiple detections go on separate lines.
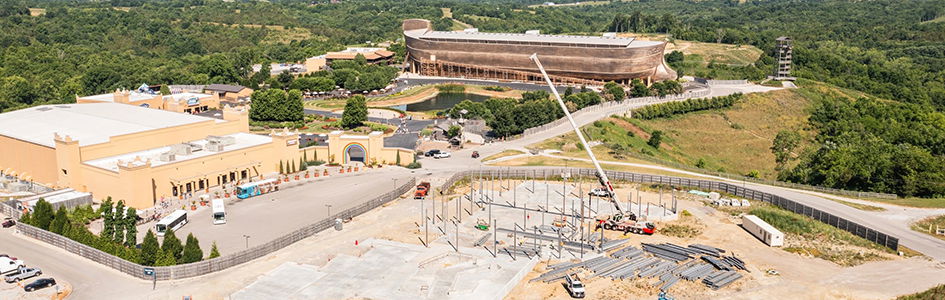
564,273 -> 586,298
5,267 -> 41,283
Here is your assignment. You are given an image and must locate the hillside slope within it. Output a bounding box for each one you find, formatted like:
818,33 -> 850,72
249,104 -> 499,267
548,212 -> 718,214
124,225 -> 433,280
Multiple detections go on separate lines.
531,81 -> 866,180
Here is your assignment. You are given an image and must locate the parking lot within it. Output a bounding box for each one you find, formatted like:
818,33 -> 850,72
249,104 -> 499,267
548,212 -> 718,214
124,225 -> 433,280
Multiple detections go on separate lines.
134,167 -> 417,255
0,224 -> 70,299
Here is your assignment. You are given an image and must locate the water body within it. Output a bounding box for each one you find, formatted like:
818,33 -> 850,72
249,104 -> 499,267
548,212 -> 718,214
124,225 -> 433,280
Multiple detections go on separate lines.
390,93 -> 491,112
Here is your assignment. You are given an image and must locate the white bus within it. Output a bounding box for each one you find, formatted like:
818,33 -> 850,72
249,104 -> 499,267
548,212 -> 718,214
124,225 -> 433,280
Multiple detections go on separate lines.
156,210 -> 188,236
211,199 -> 226,225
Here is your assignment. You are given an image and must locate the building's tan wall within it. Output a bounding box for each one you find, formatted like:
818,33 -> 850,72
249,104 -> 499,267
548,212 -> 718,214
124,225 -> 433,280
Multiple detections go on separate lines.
299,146 -> 330,163
378,148 -> 415,166
80,131 -> 298,209
0,135 -> 58,185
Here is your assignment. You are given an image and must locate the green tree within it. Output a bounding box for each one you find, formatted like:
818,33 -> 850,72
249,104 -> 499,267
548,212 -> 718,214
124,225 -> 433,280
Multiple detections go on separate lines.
277,70 -> 295,88
181,233 -> 203,263
648,130 -> 664,148
341,95 -> 368,129
629,79 -> 650,98
771,130 -> 802,170
49,206 -> 69,235
604,81 -> 625,101
447,125 -> 461,138
159,85 -> 171,95
209,241 -> 221,259
665,51 -> 684,64
354,53 -> 368,66
279,160 -> 285,174
299,157 -> 307,171
290,160 -> 296,173
32,199 -> 54,230
100,197 -> 114,239
140,230 -> 160,266
155,250 -> 177,266
161,228 -> 183,261
124,207 -> 137,247
113,200 -> 126,244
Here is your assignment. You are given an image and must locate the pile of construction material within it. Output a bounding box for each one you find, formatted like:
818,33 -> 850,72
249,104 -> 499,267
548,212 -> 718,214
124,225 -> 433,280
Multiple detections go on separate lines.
712,198 -> 750,207
531,241 -> 749,293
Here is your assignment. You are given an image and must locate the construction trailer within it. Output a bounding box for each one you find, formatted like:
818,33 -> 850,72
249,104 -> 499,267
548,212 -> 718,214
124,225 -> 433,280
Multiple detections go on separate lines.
741,215 -> 784,247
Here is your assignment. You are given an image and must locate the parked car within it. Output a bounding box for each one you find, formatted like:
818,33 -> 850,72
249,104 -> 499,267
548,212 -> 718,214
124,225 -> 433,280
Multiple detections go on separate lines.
433,152 -> 451,159
424,149 -> 442,157
5,267 -> 41,283
471,151 -> 480,158
24,278 -> 55,292
2,219 -> 15,228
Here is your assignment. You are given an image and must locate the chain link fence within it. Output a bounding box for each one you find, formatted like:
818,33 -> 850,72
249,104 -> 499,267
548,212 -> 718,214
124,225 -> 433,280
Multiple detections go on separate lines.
440,168 -> 899,251
10,178 -> 416,281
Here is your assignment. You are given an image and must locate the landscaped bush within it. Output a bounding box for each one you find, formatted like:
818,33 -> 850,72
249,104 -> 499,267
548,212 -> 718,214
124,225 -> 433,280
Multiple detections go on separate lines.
633,93 -> 743,120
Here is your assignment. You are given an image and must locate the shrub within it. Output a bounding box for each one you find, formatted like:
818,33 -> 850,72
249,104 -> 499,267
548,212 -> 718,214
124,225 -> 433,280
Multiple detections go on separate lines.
406,161 -> 422,169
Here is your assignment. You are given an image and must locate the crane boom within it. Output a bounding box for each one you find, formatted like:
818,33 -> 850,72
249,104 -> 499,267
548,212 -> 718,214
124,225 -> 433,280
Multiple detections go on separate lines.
529,54 -> 623,215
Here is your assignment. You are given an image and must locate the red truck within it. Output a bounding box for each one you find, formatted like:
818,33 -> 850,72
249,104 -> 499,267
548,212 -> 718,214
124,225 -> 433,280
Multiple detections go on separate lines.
414,182 -> 431,199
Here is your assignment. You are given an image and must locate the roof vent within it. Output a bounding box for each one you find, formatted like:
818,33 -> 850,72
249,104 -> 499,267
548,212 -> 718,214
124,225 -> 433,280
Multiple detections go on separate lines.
525,30 -> 540,35
602,32 -> 617,38
159,152 -> 176,162
55,105 -> 71,108
36,107 -> 53,112
463,28 -> 479,33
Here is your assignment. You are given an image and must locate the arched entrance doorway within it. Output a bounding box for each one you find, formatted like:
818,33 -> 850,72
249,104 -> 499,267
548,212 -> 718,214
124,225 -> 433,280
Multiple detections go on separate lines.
344,143 -> 366,164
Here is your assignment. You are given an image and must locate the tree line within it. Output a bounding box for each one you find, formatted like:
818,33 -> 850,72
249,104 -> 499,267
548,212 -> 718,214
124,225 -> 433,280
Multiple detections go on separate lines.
20,197 -> 218,266
632,93 -> 743,120
779,96 -> 945,197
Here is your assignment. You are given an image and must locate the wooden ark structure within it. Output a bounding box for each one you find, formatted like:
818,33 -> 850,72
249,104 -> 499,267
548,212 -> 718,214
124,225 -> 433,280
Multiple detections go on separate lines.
403,19 -> 677,86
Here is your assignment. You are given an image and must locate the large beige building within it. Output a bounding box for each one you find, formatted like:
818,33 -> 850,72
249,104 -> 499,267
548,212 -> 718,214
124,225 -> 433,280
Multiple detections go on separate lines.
0,103 -> 412,209
78,89 -> 223,114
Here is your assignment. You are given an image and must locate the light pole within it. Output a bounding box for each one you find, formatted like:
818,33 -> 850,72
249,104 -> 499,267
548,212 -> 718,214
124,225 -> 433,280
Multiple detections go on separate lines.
325,204 -> 333,219
242,235 -> 250,249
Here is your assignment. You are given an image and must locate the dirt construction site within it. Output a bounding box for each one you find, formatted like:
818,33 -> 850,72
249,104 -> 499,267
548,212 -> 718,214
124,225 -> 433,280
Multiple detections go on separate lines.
231,174 -> 945,300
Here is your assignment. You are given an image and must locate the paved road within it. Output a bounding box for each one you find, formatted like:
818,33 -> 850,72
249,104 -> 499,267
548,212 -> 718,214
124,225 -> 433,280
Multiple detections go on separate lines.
0,226 -> 148,300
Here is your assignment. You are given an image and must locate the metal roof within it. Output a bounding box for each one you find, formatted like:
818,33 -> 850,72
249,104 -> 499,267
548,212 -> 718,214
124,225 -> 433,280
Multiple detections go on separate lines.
407,29 -> 662,48
0,103 -> 221,147
205,84 -> 249,93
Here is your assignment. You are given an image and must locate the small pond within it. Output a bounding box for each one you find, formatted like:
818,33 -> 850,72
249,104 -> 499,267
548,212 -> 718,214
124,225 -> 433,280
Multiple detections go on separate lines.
390,93 -> 491,112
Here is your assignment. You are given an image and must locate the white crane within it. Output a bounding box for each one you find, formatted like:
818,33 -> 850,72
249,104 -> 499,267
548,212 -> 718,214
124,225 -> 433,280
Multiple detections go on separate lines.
529,54 -> 625,216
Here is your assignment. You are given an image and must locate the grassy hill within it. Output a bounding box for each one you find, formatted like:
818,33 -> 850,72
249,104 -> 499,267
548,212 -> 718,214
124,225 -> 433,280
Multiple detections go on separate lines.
530,80 -> 867,180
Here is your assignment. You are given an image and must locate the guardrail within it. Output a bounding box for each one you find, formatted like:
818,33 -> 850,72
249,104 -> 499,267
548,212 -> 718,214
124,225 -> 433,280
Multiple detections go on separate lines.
439,168 -> 899,251
10,178 -> 416,281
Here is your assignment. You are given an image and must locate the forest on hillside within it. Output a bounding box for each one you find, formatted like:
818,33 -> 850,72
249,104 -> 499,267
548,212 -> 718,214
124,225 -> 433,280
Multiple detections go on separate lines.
1,0 -> 944,196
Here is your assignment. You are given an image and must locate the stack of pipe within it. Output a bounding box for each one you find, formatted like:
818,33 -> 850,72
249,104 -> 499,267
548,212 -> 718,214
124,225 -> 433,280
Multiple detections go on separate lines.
703,270 -> 743,290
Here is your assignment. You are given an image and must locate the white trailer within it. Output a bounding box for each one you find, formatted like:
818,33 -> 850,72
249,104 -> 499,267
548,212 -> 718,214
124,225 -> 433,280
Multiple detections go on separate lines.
742,215 -> 784,247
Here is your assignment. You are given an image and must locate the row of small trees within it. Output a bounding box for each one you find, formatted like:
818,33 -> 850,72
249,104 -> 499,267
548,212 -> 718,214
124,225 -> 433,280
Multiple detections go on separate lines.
633,93 -> 743,120
139,228 -> 218,266
20,198 -> 218,266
